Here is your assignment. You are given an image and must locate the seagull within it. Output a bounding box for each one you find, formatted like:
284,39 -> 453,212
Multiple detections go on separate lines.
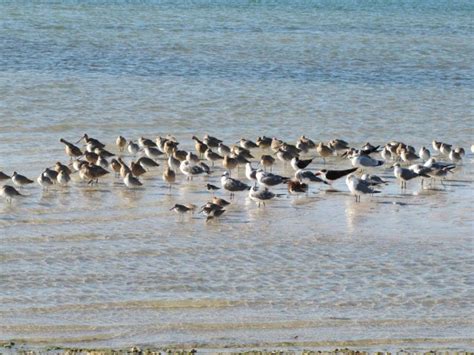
294,169 -> 327,185
392,163 -> 429,189
256,169 -> 289,188
345,174 -> 380,202
350,154 -> 384,168
221,171 -> 251,199
248,185 -> 276,207
316,167 -> 358,184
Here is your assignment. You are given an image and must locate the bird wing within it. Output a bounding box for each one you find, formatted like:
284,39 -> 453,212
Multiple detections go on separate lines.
325,167 -> 358,180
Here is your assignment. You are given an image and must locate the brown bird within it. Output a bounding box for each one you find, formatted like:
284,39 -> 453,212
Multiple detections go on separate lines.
287,179 -> 309,195
0,171 -> 10,181
79,164 -> 109,184
260,155 -> 275,172
60,138 -> 83,160
12,172 -> 34,186
131,161 -> 146,177
162,166 -> 176,190
116,135 -> 127,152
192,136 -> 208,158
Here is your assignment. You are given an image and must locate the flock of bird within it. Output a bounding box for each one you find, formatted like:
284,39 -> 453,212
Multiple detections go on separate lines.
0,133 -> 471,222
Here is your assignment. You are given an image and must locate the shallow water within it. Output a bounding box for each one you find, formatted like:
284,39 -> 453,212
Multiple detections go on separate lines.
0,1 -> 473,352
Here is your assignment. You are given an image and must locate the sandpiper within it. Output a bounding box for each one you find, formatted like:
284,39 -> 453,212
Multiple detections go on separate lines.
127,140 -> 140,155
203,134 -> 222,148
137,157 -> 160,170
138,137 -> 157,148
239,138 -> 258,150
440,143 -> 452,156
316,142 -> 333,163
79,164 -> 109,185
124,172 -> 142,188
202,205 -> 226,222
249,185 -> 276,207
97,155 -> 109,169
449,149 -> 462,163
43,168 -> 59,182
144,146 -> 164,160
60,138 -> 83,160
245,163 -> 257,182
328,139 -> 350,154
162,167 -> 176,190
419,146 -> 431,162
432,140 -> 442,152
57,170 -> 71,186
192,136 -> 208,158
271,137 -> 283,152
1,185 -> 23,203
204,148 -> 224,166
116,136 -> 127,152
206,183 -> 220,192
12,172 -> 34,186
260,155 -> 275,172
287,179 -> 309,195
231,146 -> 253,160
170,203 -> 194,217
400,149 -> 419,163
218,142 -> 231,156
0,171 -> 10,181
256,136 -> 272,149
276,148 -> 297,163
37,172 -> 54,189
164,140 -> 179,156
118,158 -> 132,178
84,151 -> 99,164
186,151 -> 200,166
222,155 -> 238,175
296,136 -> 316,153
212,196 -> 230,207
173,149 -> 187,161
221,171 -> 251,199
79,134 -> 105,150
345,174 -> 380,202
168,154 -> 181,171
130,162 -> 146,177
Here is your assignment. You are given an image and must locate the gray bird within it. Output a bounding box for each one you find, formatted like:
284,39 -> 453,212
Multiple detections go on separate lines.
221,171 -> 251,199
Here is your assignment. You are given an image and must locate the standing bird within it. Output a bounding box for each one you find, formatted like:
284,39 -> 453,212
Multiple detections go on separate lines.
162,167 -> 176,190
204,148 -> 224,167
290,157 -> 313,171
57,170 -> 71,186
419,146 -> 431,162
316,142 -> 333,163
192,136 -> 208,158
12,172 -> 34,187
0,171 -> 10,181
116,136 -> 127,152
127,140 -> 140,156
345,174 -> 380,202
287,179 -> 309,195
392,163 -> 428,189
221,171 -> 251,199
203,134 -> 223,148
260,155 -> 275,172
1,185 -> 23,203
248,186 -> 276,207
60,138 -> 83,160
37,172 -> 54,189
124,173 -> 143,188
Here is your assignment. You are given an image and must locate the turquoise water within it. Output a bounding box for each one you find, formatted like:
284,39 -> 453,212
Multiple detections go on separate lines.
0,1 -> 473,351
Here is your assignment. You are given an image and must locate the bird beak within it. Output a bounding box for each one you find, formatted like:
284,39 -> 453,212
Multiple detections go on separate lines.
169,207 -> 175,211
75,136 -> 84,144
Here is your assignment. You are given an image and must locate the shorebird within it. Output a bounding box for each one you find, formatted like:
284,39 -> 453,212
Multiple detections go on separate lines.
180,160 -> 208,180
419,146 -> 430,162
271,137 -> 283,152
203,134 -> 222,148
79,164 -> 109,185
43,168 -> 58,182
345,174 -> 380,202
138,137 -> 157,148
245,163 -> 257,182
206,183 -> 220,192
1,185 -> 23,203
127,141 -> 140,155
116,136 -> 127,152
440,143 -> 452,156
231,146 -> 253,160
84,151 -> 99,165
239,138 -> 258,150
296,136 -> 316,153
163,140 -> 179,156
328,139 -> 350,154
221,171 -> 251,199
218,142 -> 231,156
350,154 -> 384,168
222,155 -> 238,175
204,148 -> 224,166
97,155 -> 109,169
316,142 -> 333,163
392,163 -> 428,189
0,171 -> 10,181
162,167 -> 176,190
316,167 -> 358,184
400,149 -> 419,163
192,136 -> 208,158
72,159 -> 88,172
144,146 -> 164,160
249,186 -> 276,207
212,196 -> 230,207
130,161 -> 146,177
256,136 -> 272,149
170,203 -> 194,218
276,148 -> 297,163
54,162 -> 71,175
186,151 -> 200,166
168,154 -> 181,171
287,179 -> 309,195
361,142 -> 381,155
256,169 -> 289,188
294,169 -> 327,185
381,146 -> 392,161
12,172 -> 34,186
360,173 -> 387,186
201,204 -> 226,222
290,157 -> 313,171
449,149 -> 463,163
137,157 -> 159,170
124,173 -> 143,188
60,138 -> 83,160
37,172 -> 54,189
57,170 -> 71,186
79,134 -> 105,151
432,140 -> 442,152
260,155 -> 275,172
